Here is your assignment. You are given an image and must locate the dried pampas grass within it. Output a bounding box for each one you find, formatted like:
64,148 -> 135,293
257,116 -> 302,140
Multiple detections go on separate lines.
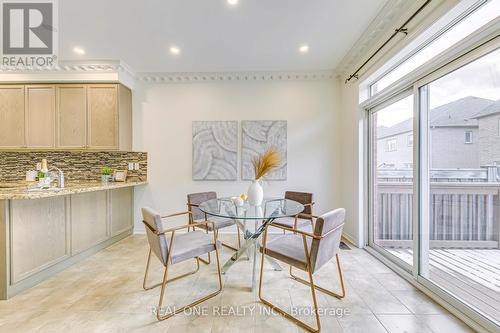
252,148 -> 282,180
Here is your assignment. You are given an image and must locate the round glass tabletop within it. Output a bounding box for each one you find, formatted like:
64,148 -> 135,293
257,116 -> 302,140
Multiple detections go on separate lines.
198,198 -> 304,220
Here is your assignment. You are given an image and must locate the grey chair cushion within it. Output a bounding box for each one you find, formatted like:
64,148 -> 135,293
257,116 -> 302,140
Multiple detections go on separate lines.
168,230 -> 221,264
273,216 -> 312,230
194,216 -> 235,231
142,207 -> 169,265
261,208 -> 346,273
187,192 -> 217,221
309,208 -> 345,272
142,207 -> 221,266
261,233 -> 311,271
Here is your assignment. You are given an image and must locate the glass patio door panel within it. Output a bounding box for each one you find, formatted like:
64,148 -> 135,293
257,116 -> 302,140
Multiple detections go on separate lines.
419,48 -> 500,326
369,94 -> 415,269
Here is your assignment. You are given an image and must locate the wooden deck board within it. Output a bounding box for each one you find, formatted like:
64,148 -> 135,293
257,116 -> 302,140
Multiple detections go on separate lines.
386,247 -> 500,325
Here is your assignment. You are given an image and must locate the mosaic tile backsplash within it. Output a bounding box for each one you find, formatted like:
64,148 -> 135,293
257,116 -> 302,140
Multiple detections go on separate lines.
0,151 -> 147,182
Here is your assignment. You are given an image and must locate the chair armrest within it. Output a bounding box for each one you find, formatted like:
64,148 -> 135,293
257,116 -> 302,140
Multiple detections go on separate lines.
269,223 -> 319,239
269,222 -> 345,240
302,201 -> 315,207
186,203 -> 199,208
161,211 -> 192,219
144,220 -> 215,235
298,213 -> 319,219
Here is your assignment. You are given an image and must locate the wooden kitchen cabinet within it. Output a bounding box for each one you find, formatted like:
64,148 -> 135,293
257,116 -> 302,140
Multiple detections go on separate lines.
9,196 -> 69,284
70,191 -> 109,255
56,85 -> 87,148
110,187 -> 133,236
25,85 -> 56,148
0,83 -> 131,150
0,85 -> 25,148
87,84 -> 119,149
1,187 -> 136,299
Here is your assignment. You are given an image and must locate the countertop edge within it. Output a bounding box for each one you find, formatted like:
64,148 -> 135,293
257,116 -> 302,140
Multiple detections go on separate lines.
0,181 -> 148,200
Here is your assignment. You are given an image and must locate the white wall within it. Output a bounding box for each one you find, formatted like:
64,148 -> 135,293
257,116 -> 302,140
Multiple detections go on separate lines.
132,79 -> 341,233
338,81 -> 365,247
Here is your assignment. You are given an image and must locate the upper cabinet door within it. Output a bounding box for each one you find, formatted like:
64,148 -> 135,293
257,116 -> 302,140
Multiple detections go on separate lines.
26,85 -> 56,148
56,85 -> 87,148
87,84 -> 118,149
0,85 -> 25,148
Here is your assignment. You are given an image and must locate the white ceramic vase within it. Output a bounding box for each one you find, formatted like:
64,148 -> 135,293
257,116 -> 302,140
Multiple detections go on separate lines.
247,179 -> 264,206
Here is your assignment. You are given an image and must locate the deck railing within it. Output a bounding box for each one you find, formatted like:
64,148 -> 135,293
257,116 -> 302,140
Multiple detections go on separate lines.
375,166 -> 500,249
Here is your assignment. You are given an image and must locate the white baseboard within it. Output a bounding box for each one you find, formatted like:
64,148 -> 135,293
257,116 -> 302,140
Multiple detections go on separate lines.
341,232 -> 360,248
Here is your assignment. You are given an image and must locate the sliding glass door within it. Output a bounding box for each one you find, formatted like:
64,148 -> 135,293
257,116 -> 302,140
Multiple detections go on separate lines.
368,45 -> 500,329
369,93 -> 415,271
419,48 -> 500,327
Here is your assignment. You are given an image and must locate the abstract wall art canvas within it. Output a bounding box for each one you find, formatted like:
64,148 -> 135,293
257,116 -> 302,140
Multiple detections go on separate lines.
192,121 -> 238,180
241,120 -> 287,180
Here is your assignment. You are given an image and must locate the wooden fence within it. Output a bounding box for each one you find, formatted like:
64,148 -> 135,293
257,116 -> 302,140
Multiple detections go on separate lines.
375,167 -> 500,249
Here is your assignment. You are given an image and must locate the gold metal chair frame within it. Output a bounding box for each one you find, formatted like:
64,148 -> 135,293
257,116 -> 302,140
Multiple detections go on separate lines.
187,202 -> 241,265
142,211 -> 223,321
258,222 -> 346,333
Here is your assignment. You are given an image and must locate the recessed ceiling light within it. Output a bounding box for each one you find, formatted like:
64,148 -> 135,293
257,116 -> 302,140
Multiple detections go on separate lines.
73,47 -> 85,55
227,0 -> 238,5
299,45 -> 309,53
169,46 -> 181,55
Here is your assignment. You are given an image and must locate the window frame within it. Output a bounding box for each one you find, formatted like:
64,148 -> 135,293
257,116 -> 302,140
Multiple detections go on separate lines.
465,130 -> 473,144
407,133 -> 414,147
385,138 -> 397,152
367,89 -> 415,274
367,0 -> 495,98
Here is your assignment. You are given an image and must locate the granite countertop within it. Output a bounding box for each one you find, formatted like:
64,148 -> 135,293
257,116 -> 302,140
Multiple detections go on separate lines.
0,180 -> 147,200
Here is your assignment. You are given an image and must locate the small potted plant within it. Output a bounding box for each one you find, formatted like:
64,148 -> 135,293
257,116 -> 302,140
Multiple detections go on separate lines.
101,167 -> 113,183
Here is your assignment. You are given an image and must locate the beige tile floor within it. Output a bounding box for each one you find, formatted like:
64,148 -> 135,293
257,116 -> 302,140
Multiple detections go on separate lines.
0,235 -> 476,333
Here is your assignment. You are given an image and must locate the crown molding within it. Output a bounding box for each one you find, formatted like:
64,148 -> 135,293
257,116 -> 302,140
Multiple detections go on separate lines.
335,0 -> 417,78
0,60 -> 137,88
1,60 -> 335,85
136,70 -> 336,83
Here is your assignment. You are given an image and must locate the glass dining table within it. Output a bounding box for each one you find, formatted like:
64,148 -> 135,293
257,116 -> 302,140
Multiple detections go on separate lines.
199,198 -> 304,291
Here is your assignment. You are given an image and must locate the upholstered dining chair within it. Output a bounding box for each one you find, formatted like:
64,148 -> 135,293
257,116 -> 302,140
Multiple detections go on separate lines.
141,207 -> 222,321
273,191 -> 315,231
187,192 -> 241,264
259,208 -> 346,333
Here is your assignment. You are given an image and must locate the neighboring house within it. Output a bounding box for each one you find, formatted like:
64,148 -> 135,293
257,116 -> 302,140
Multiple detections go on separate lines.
377,119 -> 413,169
377,96 -> 496,169
473,100 -> 500,166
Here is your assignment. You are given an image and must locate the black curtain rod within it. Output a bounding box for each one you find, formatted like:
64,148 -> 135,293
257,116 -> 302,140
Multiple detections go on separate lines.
344,0 -> 433,84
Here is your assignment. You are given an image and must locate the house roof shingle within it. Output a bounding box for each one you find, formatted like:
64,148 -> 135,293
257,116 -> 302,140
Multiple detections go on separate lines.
472,99 -> 500,119
377,96 -> 495,139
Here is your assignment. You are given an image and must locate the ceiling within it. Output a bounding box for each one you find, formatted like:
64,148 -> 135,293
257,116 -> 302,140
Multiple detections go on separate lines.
59,0 -> 388,73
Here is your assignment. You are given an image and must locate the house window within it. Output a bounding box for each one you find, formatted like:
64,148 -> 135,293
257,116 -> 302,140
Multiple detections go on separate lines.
385,139 -> 397,152
465,131 -> 473,144
407,134 -> 413,147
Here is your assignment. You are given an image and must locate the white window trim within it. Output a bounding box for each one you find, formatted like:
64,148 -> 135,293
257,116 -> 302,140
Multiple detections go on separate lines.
360,19 -> 500,110
367,0 -> 489,96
